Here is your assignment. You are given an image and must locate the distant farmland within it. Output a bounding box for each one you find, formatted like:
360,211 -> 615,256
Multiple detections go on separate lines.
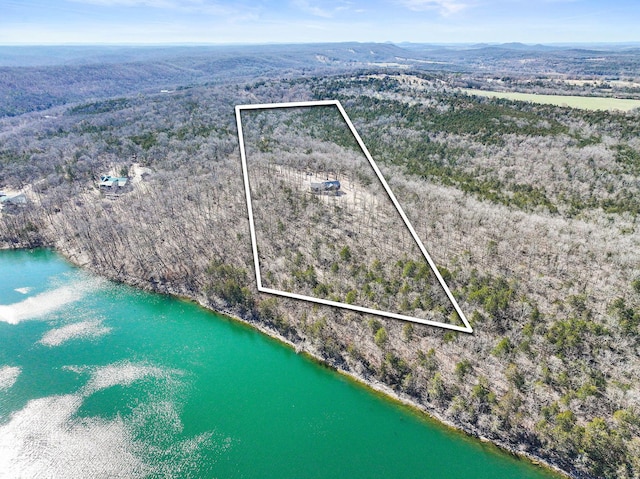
463,88 -> 640,111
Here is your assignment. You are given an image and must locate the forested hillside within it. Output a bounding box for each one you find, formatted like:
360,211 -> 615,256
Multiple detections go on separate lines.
1,46 -> 640,479
240,105 -> 462,330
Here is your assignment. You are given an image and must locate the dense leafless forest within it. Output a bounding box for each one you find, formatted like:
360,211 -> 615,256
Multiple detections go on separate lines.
1,43 -> 640,479
241,105 -> 459,329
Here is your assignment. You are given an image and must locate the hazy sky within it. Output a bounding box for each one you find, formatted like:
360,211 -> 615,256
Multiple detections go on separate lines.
2,0 -> 639,45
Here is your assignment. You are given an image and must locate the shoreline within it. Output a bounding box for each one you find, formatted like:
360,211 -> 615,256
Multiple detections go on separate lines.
202,306 -> 571,479
2,244 -> 571,479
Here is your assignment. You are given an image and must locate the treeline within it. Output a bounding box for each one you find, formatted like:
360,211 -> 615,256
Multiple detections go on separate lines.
303,74 -> 640,219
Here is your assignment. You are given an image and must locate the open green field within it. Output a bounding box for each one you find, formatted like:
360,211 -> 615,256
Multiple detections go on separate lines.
462,88 -> 640,111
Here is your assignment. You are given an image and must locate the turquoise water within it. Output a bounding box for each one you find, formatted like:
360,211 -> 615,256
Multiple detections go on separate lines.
0,249 -> 561,478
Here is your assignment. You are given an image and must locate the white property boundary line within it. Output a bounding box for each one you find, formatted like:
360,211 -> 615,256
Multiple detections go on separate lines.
235,100 -> 473,334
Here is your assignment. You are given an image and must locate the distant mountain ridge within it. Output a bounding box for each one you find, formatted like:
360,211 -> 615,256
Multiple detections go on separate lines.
0,42 -> 414,67
2,42 -> 640,117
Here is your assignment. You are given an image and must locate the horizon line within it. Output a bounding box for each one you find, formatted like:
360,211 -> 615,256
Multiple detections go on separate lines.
1,40 -> 639,48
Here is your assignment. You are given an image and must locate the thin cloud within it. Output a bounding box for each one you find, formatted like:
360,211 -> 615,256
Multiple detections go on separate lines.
291,0 -> 334,18
399,0 -> 469,15
68,0 -> 176,6
291,0 -> 357,19
66,0 -> 238,15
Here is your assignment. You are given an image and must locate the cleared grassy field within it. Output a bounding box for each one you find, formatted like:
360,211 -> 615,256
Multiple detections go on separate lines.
462,88 -> 640,111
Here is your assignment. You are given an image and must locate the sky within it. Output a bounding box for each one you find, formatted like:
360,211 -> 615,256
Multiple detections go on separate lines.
1,0 -> 639,45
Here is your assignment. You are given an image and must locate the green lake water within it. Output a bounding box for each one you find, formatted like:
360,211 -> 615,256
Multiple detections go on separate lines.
0,249 -> 562,478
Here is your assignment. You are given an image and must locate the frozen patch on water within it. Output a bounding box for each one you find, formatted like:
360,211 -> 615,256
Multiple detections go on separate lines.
82,361 -> 175,396
40,320 -> 111,347
14,287 -> 31,294
0,362 -> 228,478
0,365 -> 21,390
0,278 -> 102,324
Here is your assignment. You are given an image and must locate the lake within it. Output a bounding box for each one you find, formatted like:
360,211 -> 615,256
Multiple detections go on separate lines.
0,249 -> 562,478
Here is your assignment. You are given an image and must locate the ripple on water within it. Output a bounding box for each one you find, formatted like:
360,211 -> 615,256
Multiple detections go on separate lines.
39,320 -> 111,347
0,394 -> 151,478
81,361 -> 179,396
0,365 -> 21,390
0,361 -> 227,479
0,278 -> 104,325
